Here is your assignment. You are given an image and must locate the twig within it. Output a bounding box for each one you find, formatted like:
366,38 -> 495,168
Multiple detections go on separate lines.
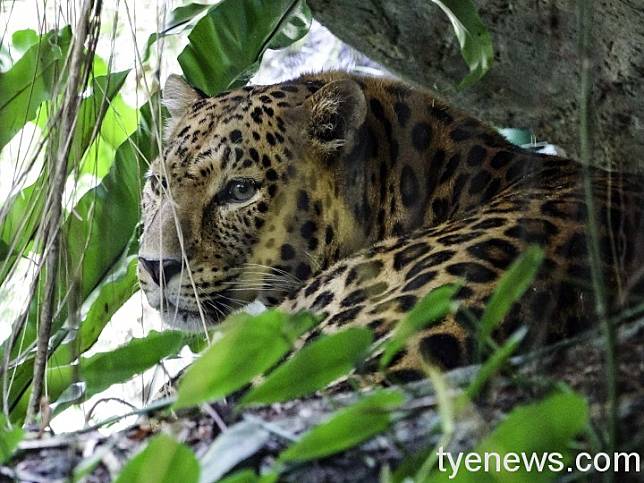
26,0 -> 102,424
577,0 -> 616,472
200,404 -> 229,433
85,397 -> 139,425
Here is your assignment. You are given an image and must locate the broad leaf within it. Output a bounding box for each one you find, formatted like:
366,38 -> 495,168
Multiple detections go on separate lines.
10,30 -> 40,56
81,330 -> 185,394
6,239 -> 138,420
11,365 -> 75,420
79,93 -> 139,178
178,0 -> 311,95
51,247 -> 139,369
242,327 -> 373,405
380,284 -> 460,368
62,96 -> 154,305
50,382 -> 85,418
431,0 -> 493,88
267,0 -> 312,50
0,30 -> 40,70
142,2 -> 212,62
0,27 -> 71,150
114,434 -> 200,483
280,389 -> 405,462
11,330 -> 185,417
0,413 -> 23,464
0,70 -> 130,286
175,311 -> 315,409
62,70 -> 131,173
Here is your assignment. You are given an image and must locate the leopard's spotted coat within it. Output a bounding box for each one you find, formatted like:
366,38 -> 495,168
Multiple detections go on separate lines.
138,72 -> 644,380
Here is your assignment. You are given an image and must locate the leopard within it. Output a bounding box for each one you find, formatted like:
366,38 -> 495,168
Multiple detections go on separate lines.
138,71 -> 644,381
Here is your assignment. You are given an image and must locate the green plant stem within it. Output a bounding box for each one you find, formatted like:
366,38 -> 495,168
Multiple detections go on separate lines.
577,0 -> 616,470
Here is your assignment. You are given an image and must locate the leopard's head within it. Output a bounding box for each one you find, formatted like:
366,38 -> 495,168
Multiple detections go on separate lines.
138,73 -> 368,329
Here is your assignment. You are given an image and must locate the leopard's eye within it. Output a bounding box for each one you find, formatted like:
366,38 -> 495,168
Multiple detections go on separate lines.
224,178 -> 257,203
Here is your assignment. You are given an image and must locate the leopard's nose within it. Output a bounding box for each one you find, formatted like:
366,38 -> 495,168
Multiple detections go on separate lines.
138,257 -> 183,286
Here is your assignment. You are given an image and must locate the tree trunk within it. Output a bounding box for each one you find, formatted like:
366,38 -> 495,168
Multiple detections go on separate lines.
308,0 -> 644,171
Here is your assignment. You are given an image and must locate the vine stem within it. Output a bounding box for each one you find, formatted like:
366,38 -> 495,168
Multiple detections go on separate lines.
577,0 -> 616,471
25,0 -> 101,424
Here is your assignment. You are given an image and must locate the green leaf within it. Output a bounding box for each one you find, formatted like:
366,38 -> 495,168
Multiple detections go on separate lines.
0,181 -> 44,279
431,0 -> 494,88
0,36 -> 124,292
95,94 -> 138,150
61,96 -> 154,305
464,327 -> 527,401
0,70 -> 130,286
0,239 -> 8,259
142,2 -> 212,62
81,330 -> 185,395
178,0 -> 310,95
267,0 -> 312,50
14,330 -> 185,416
66,70 -> 131,167
114,434 -> 200,483
50,247 -> 139,369
380,284 -> 460,369
0,30 -> 39,71
0,27 -> 71,150
429,391 -> 588,482
0,412 -> 23,464
79,93 -> 138,178
50,381 -> 85,417
175,311 -> 315,409
477,246 -> 543,353
216,470 -> 258,483
280,389 -> 405,462
257,473 -> 279,483
11,30 -> 40,55
242,327 -> 373,405
11,365 -> 75,421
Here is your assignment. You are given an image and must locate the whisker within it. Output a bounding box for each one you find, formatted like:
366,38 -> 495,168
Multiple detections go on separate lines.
223,281 -> 294,289
304,251 -> 322,272
223,286 -> 292,293
242,263 -> 303,284
238,271 -> 301,286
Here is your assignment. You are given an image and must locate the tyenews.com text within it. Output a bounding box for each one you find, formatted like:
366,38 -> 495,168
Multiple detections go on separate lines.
436,447 -> 641,479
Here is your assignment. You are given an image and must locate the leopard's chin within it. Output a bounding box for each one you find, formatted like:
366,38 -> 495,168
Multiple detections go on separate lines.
157,296 -> 268,332
158,303 -> 216,332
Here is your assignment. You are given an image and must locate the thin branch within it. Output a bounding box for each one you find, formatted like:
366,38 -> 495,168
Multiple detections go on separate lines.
26,0 -> 102,424
577,0 -> 616,467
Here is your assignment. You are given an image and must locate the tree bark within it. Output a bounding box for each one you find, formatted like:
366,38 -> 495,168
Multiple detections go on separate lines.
308,0 -> 644,171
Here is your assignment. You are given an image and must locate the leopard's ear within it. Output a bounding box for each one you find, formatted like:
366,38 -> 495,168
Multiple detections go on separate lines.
163,74 -> 203,119
299,79 -> 367,155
